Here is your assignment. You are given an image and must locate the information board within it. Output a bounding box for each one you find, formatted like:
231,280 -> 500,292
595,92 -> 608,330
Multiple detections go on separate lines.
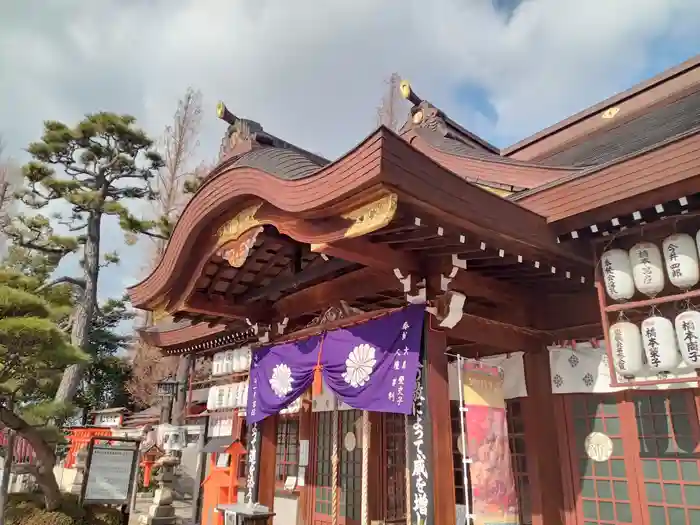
83,442 -> 138,505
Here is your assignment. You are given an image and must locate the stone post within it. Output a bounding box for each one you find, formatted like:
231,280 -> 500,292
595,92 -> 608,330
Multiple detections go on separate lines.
70,448 -> 88,496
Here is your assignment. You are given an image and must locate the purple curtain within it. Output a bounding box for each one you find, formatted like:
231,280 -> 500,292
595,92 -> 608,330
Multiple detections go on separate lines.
246,336 -> 320,424
321,304 -> 424,415
246,305 -> 425,424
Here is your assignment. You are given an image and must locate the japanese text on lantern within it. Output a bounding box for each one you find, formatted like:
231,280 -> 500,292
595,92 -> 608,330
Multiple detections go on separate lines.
388,321 -> 410,406
635,247 -> 654,285
602,257 -> 618,296
411,366 -> 429,524
246,422 -> 259,503
645,326 -> 661,367
666,243 -> 683,279
681,320 -> 700,363
613,327 -> 626,371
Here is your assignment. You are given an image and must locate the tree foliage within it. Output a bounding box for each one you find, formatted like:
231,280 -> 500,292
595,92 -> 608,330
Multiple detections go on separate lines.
0,244 -> 137,509
75,297 -> 135,422
0,266 -> 89,510
4,112 -> 168,404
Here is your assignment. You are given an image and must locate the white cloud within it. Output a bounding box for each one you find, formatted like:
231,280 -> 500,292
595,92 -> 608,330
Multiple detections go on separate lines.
1,0 -> 699,296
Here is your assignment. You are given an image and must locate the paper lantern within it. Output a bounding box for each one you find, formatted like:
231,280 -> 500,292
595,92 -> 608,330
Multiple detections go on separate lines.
663,233 -> 699,290
212,353 -> 224,376
225,384 -> 237,408
215,386 -> 227,410
240,382 -> 249,408
206,386 -> 217,411
601,249 -> 635,301
234,381 -> 245,408
674,310 -> 700,368
629,242 -> 665,297
608,321 -> 644,376
241,348 -> 252,372
233,349 -> 244,373
641,316 -> 682,373
223,351 -> 234,374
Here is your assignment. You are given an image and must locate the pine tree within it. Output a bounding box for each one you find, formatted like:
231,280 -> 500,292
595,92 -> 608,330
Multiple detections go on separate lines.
5,113 -> 168,405
75,296 -> 135,423
0,267 -> 89,510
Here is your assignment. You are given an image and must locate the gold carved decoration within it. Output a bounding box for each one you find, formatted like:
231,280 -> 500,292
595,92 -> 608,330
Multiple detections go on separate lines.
217,226 -> 263,268
341,193 -> 398,238
477,184 -> 512,198
306,301 -> 364,328
601,107 -> 620,119
152,304 -> 170,323
217,202 -> 264,246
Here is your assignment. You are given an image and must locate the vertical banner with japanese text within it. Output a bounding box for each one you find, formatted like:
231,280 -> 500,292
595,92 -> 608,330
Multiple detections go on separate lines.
406,327 -> 434,525
244,422 -> 262,504
461,360 -> 518,525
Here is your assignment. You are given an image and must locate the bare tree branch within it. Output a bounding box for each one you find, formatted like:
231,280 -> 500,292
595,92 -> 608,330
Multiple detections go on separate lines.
376,73 -> 408,133
128,88 -> 208,409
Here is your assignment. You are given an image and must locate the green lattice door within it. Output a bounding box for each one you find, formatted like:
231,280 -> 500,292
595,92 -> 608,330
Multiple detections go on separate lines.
311,410 -> 362,525
632,391 -> 700,525
565,394 -> 644,525
312,412 -> 334,525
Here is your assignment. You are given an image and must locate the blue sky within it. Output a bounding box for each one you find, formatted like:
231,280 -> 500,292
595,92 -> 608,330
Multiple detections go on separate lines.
0,0 -> 699,329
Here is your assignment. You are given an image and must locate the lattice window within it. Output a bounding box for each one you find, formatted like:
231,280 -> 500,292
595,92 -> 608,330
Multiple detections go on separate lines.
570,395 -> 636,524
275,416 -> 300,482
314,412 -> 334,517
451,401 -> 467,505
339,410 -> 362,522
506,399 -> 532,525
384,413 -> 407,522
633,391 -> 700,525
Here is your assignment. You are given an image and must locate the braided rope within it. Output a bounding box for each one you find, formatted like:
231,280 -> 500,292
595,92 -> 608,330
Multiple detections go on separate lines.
331,409 -> 339,525
360,411 -> 370,525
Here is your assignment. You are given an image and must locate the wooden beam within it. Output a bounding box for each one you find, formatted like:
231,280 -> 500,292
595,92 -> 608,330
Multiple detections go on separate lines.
184,293 -> 262,320
238,256 -> 352,303
427,263 -> 528,306
446,313 -> 546,353
274,268 -> 399,319
532,290 -> 599,331
311,238 -> 420,273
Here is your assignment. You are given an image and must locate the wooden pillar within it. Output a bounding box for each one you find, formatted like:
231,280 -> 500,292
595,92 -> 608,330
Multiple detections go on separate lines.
296,395 -> 313,525
258,415 -> 278,511
426,325 -> 457,525
367,411 -> 383,521
522,350 -> 566,525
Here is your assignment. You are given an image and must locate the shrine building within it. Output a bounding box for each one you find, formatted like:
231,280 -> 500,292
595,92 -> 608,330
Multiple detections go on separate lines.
129,55 -> 700,525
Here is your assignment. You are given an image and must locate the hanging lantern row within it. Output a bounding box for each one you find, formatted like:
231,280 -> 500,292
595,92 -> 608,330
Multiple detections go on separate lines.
610,312 -> 700,377
601,233 -> 700,302
207,381 -> 250,410
211,347 -> 252,376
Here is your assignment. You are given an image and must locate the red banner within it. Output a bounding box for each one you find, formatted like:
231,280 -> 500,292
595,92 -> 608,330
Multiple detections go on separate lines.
461,361 -> 518,525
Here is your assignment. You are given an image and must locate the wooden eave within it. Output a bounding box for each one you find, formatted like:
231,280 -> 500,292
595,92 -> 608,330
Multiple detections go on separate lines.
139,321 -> 226,348
515,127 -> 700,233
504,54 -> 700,161
127,127 -> 593,312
